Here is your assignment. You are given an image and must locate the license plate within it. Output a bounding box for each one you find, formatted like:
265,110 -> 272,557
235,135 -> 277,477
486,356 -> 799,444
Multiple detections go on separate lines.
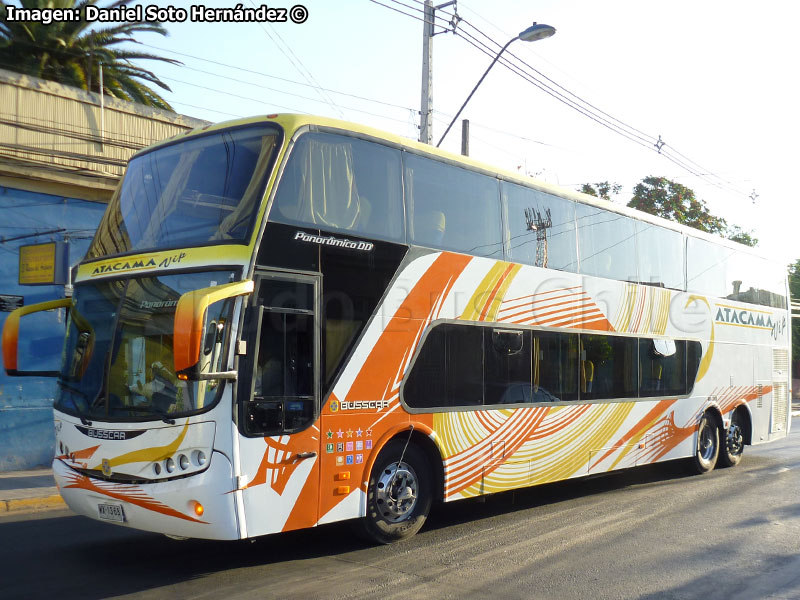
97,503 -> 125,523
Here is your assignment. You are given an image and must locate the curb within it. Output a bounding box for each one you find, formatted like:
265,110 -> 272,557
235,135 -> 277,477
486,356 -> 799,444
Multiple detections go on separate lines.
0,495 -> 66,514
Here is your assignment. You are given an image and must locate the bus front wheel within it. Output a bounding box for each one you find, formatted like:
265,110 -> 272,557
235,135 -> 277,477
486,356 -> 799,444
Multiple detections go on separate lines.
360,439 -> 433,544
691,413 -> 719,474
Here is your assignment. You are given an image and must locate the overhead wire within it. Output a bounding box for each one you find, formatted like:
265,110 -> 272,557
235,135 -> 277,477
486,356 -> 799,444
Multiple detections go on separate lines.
245,0 -> 345,118
157,63 -> 416,124
459,18 -> 750,198
160,73 -> 414,125
375,0 -> 751,199
146,41 -> 571,148
387,1 -> 660,152
459,17 -> 657,145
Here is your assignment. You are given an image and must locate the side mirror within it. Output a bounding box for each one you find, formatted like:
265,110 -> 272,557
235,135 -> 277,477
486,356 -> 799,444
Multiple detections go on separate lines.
2,298 -> 71,376
173,280 -> 254,375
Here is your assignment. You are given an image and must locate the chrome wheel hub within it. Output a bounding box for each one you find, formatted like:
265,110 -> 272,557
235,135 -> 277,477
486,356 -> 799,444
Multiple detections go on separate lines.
727,423 -> 743,456
375,462 -> 418,523
699,425 -> 716,462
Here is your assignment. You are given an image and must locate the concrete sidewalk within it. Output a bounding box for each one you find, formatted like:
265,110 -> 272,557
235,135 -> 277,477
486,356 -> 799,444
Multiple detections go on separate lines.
0,467 -> 65,514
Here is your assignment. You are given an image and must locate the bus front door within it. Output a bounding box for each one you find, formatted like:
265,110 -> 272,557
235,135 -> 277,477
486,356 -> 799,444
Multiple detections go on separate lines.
239,271 -> 321,535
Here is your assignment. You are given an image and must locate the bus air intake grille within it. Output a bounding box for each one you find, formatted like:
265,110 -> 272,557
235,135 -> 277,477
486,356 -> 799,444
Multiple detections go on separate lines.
773,349 -> 789,375
771,381 -> 788,433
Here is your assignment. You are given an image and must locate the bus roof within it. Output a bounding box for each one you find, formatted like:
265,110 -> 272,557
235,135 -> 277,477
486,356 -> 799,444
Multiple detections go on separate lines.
138,113 -> 781,265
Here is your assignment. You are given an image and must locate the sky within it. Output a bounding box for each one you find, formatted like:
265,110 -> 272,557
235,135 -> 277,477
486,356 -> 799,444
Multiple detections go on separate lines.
85,0 -> 800,264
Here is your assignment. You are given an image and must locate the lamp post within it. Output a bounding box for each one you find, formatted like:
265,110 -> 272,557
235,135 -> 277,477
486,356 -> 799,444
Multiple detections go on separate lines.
436,22 -> 556,148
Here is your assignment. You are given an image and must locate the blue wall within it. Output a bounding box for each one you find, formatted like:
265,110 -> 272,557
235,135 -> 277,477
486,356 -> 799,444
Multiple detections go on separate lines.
0,186 -> 105,471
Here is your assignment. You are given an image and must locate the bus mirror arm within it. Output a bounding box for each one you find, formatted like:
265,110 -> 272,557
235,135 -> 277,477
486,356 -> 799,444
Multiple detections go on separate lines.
181,370 -> 238,382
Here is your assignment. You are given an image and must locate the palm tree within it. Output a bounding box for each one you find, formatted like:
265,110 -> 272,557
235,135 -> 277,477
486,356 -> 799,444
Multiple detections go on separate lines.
0,0 -> 180,110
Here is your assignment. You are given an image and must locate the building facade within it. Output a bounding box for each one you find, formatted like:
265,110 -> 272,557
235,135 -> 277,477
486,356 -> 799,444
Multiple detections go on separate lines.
0,68 -> 208,470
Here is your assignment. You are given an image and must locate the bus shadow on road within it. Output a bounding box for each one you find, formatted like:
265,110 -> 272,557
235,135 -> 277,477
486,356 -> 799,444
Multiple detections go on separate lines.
424,459 -> 699,532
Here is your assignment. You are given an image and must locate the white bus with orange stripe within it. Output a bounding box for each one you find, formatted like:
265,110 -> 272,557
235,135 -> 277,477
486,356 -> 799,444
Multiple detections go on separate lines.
2,114 -> 791,542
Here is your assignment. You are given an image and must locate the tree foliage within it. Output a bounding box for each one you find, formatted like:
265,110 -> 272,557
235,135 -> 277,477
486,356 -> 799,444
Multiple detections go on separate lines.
579,181 -> 622,202
628,176 -> 727,235
789,259 -> 800,378
625,176 -> 757,247
0,0 -> 179,110
725,225 -> 759,248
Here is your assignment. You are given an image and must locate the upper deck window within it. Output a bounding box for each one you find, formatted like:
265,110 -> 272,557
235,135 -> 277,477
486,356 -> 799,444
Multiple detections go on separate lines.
686,236 -> 787,307
635,221 -> 685,290
502,181 -> 578,271
88,124 -> 279,259
575,204 -> 638,282
271,132 -> 404,242
404,153 -> 503,258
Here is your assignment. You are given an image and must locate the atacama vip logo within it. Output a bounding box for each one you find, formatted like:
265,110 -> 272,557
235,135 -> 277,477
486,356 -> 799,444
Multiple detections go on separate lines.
714,306 -> 774,330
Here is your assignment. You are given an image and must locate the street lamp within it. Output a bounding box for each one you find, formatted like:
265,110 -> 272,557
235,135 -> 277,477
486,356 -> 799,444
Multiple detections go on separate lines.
436,22 -> 556,148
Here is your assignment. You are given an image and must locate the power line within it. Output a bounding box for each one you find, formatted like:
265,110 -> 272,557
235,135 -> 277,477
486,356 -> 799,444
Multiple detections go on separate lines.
460,19 -> 657,146
161,63 -> 415,121
369,0 -> 752,200
144,43 -> 415,112
245,0 -> 344,119
456,16 -> 751,199
160,74 -> 414,126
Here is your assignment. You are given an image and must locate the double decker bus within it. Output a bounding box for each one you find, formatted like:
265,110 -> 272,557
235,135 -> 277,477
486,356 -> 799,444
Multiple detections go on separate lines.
2,114 -> 791,543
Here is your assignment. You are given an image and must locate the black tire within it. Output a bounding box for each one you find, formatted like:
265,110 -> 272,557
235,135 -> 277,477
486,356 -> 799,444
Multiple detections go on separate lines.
719,409 -> 745,468
359,439 -> 433,544
691,413 -> 719,474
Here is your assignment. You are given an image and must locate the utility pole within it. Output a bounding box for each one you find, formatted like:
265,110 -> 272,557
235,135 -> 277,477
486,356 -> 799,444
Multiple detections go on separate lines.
419,0 -> 434,144
419,1 -> 457,144
461,119 -> 469,156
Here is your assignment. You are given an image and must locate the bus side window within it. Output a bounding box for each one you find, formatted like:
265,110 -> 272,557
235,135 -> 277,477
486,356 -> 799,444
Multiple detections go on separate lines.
640,339 -> 687,397
535,331 -> 579,402
635,222 -> 684,290
484,329 -> 532,405
270,133 -> 404,243
579,334 -> 637,400
254,312 -> 312,399
502,181 -> 578,272
404,153 -> 503,259
575,204 -> 638,282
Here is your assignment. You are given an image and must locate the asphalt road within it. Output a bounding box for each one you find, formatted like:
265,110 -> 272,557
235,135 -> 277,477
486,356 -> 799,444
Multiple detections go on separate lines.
3,419 -> 800,600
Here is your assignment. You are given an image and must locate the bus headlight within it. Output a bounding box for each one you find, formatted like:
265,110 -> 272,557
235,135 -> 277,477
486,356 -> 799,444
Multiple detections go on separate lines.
193,450 -> 207,466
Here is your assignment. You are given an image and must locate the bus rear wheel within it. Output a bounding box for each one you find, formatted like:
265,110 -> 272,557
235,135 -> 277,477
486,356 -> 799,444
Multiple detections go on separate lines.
360,439 -> 433,544
719,410 -> 745,468
691,413 -> 719,474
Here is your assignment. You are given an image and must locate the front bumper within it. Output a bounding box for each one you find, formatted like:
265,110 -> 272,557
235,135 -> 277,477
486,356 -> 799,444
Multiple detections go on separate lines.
54,451 -> 240,540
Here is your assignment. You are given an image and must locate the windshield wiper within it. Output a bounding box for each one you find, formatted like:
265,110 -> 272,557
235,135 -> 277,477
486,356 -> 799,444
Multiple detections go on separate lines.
56,380 -> 92,426
115,406 -> 176,425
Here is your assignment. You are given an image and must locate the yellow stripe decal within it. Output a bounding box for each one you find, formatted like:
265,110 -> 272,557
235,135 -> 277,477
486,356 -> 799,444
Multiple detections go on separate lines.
91,421 -> 189,469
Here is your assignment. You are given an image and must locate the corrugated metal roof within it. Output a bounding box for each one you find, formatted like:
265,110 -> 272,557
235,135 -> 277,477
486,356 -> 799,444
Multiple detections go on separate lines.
0,68 -> 209,200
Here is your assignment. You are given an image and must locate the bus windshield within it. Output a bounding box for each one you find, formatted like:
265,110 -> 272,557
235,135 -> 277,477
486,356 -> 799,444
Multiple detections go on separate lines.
55,270 -> 237,422
88,124 -> 280,259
